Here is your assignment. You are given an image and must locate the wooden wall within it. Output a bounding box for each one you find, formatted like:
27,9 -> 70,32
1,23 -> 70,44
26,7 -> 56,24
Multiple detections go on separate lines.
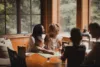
0,34 -> 31,51
77,0 -> 89,31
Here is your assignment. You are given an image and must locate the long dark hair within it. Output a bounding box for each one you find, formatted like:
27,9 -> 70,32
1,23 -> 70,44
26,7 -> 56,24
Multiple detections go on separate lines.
32,24 -> 44,39
89,23 -> 100,37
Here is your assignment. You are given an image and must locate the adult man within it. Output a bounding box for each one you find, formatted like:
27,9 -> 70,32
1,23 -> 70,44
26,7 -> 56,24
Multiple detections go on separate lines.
84,23 -> 100,66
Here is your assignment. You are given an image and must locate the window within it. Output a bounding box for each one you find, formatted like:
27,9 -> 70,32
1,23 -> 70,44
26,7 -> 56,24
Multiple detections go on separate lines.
60,0 -> 76,36
0,1 -> 5,35
0,0 -> 17,35
21,0 -> 41,33
0,0 -> 41,35
90,0 -> 100,25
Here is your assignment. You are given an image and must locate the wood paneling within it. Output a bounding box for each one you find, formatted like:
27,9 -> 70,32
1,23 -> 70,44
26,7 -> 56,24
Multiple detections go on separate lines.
10,37 -> 30,51
16,0 -> 21,33
77,0 -> 82,30
41,0 -> 59,33
62,37 -> 71,42
82,0 -> 89,30
0,34 -> 31,51
77,0 -> 89,31
41,0 -> 52,33
52,0 -> 58,24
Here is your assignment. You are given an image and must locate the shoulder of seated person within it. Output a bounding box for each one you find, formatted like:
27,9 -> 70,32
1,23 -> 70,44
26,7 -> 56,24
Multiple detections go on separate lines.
96,42 -> 100,45
66,45 -> 85,48
93,42 -> 100,48
65,46 -> 73,48
65,46 -> 85,51
77,45 -> 86,51
79,45 -> 86,48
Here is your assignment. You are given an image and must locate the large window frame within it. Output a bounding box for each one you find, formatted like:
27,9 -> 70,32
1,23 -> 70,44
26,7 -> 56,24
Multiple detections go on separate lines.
0,0 -> 90,36
0,0 -> 41,35
43,0 -> 90,33
0,0 -> 17,34
16,0 -> 41,34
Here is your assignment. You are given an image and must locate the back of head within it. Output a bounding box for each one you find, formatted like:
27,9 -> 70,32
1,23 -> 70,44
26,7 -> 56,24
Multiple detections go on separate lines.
70,28 -> 82,46
89,23 -> 100,38
89,23 -> 100,31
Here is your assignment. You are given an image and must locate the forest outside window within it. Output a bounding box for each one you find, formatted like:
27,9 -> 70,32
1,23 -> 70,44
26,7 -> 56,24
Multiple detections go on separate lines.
21,0 -> 41,34
0,0 -> 41,35
60,0 -> 76,36
0,0 -> 17,35
90,0 -> 100,25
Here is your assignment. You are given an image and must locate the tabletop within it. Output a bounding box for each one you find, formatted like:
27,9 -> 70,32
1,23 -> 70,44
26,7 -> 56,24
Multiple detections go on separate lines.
26,53 -> 62,67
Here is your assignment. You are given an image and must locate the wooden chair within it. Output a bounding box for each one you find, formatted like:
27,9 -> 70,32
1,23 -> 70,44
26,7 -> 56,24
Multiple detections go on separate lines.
7,47 -> 19,67
18,46 -> 26,58
8,47 -> 27,67
17,46 -> 27,67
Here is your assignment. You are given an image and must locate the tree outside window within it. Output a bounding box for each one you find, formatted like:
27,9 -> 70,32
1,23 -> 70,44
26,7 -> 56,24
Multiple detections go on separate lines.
0,0 -> 41,35
60,0 -> 76,36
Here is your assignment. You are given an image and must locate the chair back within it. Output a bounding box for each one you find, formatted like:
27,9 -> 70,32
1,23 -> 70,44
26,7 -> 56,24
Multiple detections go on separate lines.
18,46 -> 26,58
64,46 -> 86,67
18,46 -> 27,67
7,47 -> 18,67
8,47 -> 27,67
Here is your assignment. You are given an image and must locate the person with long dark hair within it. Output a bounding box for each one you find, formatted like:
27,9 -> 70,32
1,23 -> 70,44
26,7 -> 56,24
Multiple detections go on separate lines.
27,24 -> 54,55
32,24 -> 44,41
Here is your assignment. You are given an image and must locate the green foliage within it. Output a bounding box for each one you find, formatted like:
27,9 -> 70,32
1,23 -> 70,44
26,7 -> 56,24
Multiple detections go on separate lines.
60,0 -> 100,33
0,4 -> 4,14
0,1 -> 17,35
0,0 -> 41,34
20,0 -> 40,33
60,0 -> 76,32
0,4 -> 4,11
91,0 -> 100,25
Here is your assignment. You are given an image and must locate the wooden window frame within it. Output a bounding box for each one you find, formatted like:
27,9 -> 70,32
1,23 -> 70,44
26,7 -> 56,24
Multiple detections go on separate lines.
41,0 -> 59,33
1,0 -> 41,34
77,0 -> 90,31
41,0 -> 90,33
0,0 -> 90,37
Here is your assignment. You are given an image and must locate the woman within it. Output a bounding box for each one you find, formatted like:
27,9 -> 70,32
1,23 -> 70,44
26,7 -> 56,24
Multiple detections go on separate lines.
27,24 -> 54,54
44,24 -> 62,51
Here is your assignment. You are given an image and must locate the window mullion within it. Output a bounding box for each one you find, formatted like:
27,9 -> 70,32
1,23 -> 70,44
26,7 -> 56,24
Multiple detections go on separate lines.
4,0 -> 6,34
16,0 -> 21,34
30,0 -> 32,33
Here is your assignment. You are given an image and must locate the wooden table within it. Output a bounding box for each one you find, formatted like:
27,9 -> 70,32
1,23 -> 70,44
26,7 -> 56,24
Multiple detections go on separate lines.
26,53 -> 62,67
